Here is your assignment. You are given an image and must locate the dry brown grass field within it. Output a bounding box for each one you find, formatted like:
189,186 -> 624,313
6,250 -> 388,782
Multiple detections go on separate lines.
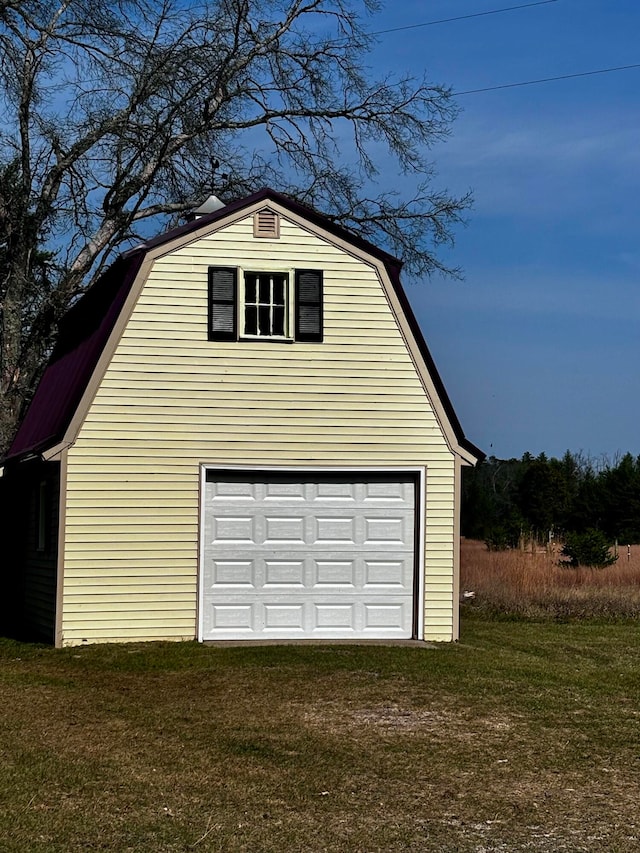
460,538 -> 640,619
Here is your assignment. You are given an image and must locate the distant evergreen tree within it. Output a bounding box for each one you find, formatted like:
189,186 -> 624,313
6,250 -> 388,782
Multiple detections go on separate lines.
461,455 -> 525,546
599,454 -> 640,543
518,454 -> 571,534
568,468 -> 602,533
462,449 -> 640,549
561,529 -> 617,568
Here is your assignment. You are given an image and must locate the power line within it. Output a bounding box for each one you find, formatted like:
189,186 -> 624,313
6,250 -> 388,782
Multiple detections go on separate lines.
322,1 -> 558,47
360,1 -> 639,98
368,0 -> 559,38
454,62 -> 640,95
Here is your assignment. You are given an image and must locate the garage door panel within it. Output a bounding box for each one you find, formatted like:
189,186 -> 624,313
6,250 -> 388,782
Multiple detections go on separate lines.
264,481 -> 307,501
364,515 -> 409,545
202,472 -> 417,640
313,560 -> 356,587
210,603 -> 254,631
315,481 -> 357,501
203,596 -> 414,638
210,559 -> 256,588
207,554 -> 413,592
264,604 -> 305,630
264,560 -> 306,587
364,481 -> 412,502
209,481 -> 257,502
314,603 -> 355,629
363,559 -> 408,587
314,516 -> 357,544
264,515 -> 306,544
364,603 -> 408,630
212,515 -> 256,543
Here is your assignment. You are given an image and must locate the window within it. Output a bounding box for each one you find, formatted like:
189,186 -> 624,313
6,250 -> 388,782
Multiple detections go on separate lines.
209,267 -> 322,343
243,272 -> 288,338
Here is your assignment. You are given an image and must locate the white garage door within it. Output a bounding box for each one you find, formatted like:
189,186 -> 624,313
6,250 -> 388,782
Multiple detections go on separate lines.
200,471 -> 417,640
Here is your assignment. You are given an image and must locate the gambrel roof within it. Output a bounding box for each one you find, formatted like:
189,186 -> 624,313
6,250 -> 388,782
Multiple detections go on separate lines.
5,188 -> 483,464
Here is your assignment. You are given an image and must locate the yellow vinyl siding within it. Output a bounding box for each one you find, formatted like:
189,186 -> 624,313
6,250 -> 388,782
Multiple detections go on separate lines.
61,213 -> 458,645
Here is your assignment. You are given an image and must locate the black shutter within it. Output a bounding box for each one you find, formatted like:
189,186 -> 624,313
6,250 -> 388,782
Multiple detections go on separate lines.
208,267 -> 237,341
295,269 -> 323,342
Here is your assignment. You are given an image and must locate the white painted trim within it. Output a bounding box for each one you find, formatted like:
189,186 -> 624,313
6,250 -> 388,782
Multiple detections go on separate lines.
197,463 -> 208,643
197,463 -> 425,642
41,441 -> 73,462
452,456 -> 463,641
54,449 -> 68,648
238,266 -> 295,341
416,465 -> 426,641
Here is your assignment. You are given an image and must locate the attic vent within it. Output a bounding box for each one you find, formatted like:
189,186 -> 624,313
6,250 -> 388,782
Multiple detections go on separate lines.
253,208 -> 280,239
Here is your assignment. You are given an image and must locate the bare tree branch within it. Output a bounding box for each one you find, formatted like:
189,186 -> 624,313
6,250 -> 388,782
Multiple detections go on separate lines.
0,0 -> 471,452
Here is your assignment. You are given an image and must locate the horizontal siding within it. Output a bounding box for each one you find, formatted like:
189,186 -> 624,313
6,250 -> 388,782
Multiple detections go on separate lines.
87,392 -> 432,408
69,436 -> 444,450
425,583 -> 455,594
61,629 -> 196,645
64,562 -> 196,574
64,532 -> 195,545
64,595 -> 195,611
62,212 -> 458,645
64,580 -> 195,592
79,412 -> 441,427
96,368 -> 429,384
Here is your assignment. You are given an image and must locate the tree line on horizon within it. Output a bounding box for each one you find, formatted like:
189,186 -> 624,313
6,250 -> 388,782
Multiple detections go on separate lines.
462,451 -> 640,549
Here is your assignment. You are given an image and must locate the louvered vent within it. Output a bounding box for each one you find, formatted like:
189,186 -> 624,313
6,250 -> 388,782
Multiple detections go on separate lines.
253,208 -> 280,238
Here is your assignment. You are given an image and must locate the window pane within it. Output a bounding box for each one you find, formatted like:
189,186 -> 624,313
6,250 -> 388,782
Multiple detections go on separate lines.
245,274 -> 257,304
259,275 -> 271,304
273,305 -> 285,336
273,276 -> 285,305
258,304 -> 271,335
245,305 -> 257,336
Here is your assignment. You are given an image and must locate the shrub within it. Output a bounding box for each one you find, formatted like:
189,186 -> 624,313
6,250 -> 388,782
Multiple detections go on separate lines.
561,529 -> 618,568
484,521 -> 521,551
485,528 -> 512,551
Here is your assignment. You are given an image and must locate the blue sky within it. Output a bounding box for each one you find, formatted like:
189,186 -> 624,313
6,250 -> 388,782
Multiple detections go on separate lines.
362,0 -> 640,460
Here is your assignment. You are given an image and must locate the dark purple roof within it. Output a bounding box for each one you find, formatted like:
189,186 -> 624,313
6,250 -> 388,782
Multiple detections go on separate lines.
5,251 -> 146,461
4,188 -> 483,463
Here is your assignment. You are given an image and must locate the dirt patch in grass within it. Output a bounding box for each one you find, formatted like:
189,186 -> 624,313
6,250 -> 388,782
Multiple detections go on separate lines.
302,698 -> 517,737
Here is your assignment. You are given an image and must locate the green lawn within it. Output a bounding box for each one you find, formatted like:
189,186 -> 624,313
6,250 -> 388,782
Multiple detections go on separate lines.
1,618 -> 639,852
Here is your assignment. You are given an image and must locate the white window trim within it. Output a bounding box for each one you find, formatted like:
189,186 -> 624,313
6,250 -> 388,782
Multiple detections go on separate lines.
238,267 -> 294,341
